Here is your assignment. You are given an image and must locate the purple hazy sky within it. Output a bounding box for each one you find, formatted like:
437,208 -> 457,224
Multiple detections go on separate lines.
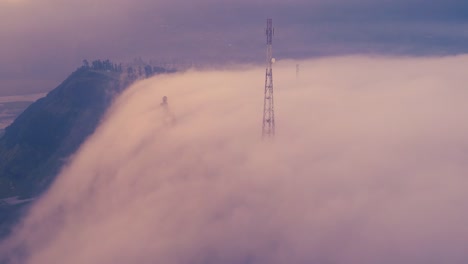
1,0 -> 468,95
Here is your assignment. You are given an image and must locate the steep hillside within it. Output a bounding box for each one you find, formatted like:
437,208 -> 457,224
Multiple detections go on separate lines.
0,68 -> 123,199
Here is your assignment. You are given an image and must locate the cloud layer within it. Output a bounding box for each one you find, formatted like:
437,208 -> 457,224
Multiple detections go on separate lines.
2,56 -> 468,263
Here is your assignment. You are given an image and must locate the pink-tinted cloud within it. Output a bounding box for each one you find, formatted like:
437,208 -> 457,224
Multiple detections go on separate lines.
2,55 -> 468,263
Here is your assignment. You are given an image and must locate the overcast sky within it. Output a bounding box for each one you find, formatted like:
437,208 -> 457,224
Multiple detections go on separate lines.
1,0 -> 468,95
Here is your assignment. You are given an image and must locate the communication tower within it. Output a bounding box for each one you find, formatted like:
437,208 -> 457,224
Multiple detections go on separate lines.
262,18 -> 275,138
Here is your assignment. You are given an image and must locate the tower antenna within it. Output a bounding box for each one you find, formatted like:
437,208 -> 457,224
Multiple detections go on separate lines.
262,18 -> 275,138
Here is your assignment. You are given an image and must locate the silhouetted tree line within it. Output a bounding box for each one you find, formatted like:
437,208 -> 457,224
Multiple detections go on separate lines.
81,59 -> 123,72
125,65 -> 175,81
79,58 -> 176,85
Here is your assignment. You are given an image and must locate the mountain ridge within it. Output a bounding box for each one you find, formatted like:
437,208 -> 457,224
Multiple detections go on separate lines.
0,68 -> 123,199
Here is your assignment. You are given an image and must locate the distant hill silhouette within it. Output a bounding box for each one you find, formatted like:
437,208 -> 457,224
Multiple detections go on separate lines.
0,62 -> 173,239
0,68 -> 124,199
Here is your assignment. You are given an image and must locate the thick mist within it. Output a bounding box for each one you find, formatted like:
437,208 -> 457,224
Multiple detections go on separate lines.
2,56 -> 468,264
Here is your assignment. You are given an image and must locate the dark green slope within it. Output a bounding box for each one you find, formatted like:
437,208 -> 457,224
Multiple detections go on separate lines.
0,68 -> 123,199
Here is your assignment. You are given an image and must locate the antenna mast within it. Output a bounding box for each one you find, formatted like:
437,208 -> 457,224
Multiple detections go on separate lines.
262,18 -> 275,138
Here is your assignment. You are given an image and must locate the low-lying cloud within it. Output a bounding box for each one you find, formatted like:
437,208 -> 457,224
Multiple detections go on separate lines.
2,56 -> 468,263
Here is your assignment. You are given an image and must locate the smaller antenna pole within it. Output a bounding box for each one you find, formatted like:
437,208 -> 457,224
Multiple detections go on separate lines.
262,18 -> 275,138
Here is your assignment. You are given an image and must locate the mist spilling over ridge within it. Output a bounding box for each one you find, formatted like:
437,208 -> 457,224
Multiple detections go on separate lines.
2,56 -> 468,264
